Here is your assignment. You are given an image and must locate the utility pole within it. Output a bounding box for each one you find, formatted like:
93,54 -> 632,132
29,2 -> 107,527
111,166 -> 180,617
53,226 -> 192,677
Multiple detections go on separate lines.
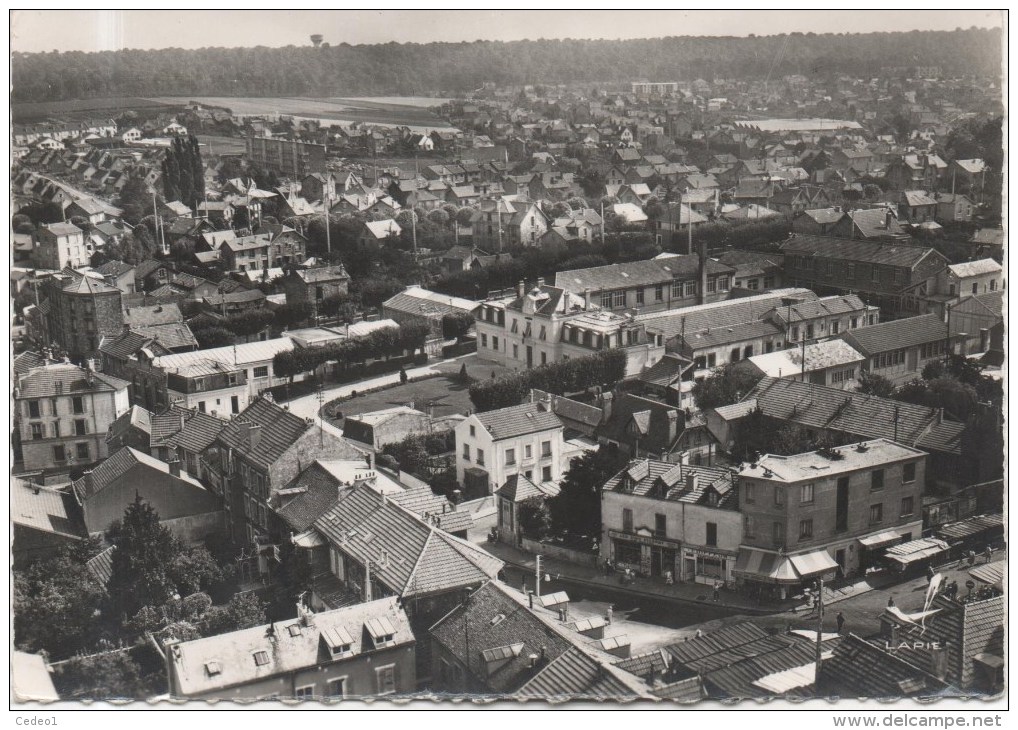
535,555 -> 543,598
814,577 -> 824,682
686,188 -> 693,257
324,188 -> 332,257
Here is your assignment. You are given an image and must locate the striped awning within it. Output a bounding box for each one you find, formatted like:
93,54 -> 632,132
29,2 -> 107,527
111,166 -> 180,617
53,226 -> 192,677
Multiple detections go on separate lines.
733,548 -> 799,584
858,530 -> 902,549
885,538 -> 949,565
789,550 -> 839,579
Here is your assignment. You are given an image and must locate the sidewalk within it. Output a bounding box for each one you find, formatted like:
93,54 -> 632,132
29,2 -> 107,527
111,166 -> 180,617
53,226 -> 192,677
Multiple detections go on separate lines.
480,540 -> 800,615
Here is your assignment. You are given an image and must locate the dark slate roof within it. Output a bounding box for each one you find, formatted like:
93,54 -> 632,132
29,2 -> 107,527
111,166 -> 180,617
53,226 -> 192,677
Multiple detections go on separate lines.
313,484 -> 502,598
635,353 -> 690,389
496,474 -> 559,503
745,377 -> 959,453
766,295 -> 870,326
72,447 -> 161,501
203,289 -> 266,306
684,319 -> 783,349
389,484 -> 473,534
652,677 -> 705,701
13,351 -> 45,375
517,647 -> 642,699
164,410 -> 227,454
594,393 -> 685,455
701,641 -> 830,699
134,322 -> 198,351
149,405 -> 191,448
554,256 -> 733,293
17,364 -> 129,399
841,314 -> 948,356
95,259 -> 134,278
278,478 -> 343,533
638,289 -> 818,341
781,235 -> 939,268
97,330 -> 171,361
86,546 -> 115,589
603,458 -> 735,508
474,402 -> 562,441
216,396 -> 312,470
664,623 -> 770,667
817,634 -> 953,699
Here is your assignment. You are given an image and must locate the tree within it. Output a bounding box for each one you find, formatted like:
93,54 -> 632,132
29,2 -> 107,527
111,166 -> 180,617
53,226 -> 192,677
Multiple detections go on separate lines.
548,445 -> 629,537
273,301 -> 314,329
198,592 -> 267,637
106,496 -> 178,621
517,497 -> 552,540
167,544 -> 225,597
52,650 -> 153,701
192,325 -> 235,349
13,553 -> 105,657
856,371 -> 896,398
442,311 -> 474,340
691,364 -> 763,411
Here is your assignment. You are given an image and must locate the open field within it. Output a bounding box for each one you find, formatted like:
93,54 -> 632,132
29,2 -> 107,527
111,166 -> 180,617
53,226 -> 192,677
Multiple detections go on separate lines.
12,96 -> 176,122
195,134 -> 247,157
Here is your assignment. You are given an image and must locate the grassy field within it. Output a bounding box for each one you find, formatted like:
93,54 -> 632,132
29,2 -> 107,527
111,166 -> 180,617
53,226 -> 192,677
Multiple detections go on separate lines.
12,96 -> 176,122
195,134 -> 247,157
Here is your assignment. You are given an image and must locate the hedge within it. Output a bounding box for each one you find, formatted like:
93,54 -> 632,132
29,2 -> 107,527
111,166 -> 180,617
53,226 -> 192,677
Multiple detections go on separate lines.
469,348 -> 626,412
273,320 -> 431,380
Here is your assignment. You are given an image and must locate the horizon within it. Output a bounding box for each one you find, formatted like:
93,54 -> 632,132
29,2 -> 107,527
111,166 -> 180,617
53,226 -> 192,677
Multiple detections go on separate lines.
11,9 -> 1004,55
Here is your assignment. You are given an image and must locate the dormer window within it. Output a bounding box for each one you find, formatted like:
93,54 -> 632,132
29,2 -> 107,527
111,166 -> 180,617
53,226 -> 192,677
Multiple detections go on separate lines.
253,651 -> 270,667
365,617 -> 398,649
205,661 -> 222,677
322,626 -> 355,658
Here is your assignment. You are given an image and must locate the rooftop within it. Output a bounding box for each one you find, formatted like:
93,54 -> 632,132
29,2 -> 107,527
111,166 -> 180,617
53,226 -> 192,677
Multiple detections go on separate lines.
472,401 -> 563,441
781,235 -> 936,268
745,339 -> 865,378
555,256 -> 733,294
742,438 -> 926,483
16,364 -> 129,400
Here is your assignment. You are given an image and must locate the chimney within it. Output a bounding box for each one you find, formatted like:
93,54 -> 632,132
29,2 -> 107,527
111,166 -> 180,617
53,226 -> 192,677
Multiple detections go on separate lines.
536,277 -> 545,288
599,391 -> 614,424
685,471 -> 699,492
167,459 -> 181,477
584,288 -> 592,310
517,280 -> 526,299
368,451 -> 375,470
885,209 -> 893,229
698,237 -> 708,305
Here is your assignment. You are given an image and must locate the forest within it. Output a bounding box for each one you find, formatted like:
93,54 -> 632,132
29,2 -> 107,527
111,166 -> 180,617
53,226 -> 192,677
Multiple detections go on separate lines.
11,28 -> 1001,103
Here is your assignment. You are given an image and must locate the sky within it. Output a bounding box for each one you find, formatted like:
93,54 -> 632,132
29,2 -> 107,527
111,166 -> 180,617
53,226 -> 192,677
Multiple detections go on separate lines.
10,9 -> 1005,54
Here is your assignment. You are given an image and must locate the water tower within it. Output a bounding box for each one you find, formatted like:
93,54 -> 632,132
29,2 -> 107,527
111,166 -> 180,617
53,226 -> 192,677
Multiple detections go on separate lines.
310,34 -> 323,48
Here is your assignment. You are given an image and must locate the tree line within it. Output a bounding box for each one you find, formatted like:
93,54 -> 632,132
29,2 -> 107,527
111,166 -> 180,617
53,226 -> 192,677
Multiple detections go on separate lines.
273,320 -> 431,380
12,29 -> 1001,103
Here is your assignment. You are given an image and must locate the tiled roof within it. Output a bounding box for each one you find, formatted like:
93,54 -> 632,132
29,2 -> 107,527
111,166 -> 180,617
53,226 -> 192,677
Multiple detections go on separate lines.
595,393 -> 686,454
95,259 -> 134,278
389,484 -> 473,534
152,337 -> 294,372
123,303 -> 183,327
684,319 -> 783,349
278,478 -> 343,532
382,286 -> 478,318
766,295 -> 869,325
474,402 -> 562,441
97,330 -> 170,361
517,647 -> 641,699
817,634 -> 952,698
746,339 -> 864,378
496,474 -> 560,503
16,364 -> 129,399
72,446 -> 180,501
635,353 -> 689,389
799,207 -> 845,225
638,289 -> 817,341
903,190 -> 937,207
555,256 -> 733,294
603,458 -> 735,508
134,323 -> 198,351
293,265 -> 350,283
107,405 -> 153,443
85,546 -> 115,588
11,478 -> 85,540
13,351 -> 45,375
168,598 -> 414,697
149,405 -> 191,447
215,397 -> 312,469
613,650 -> 668,680
532,390 -> 603,431
164,410 -> 227,454
652,677 -> 705,701
313,485 -> 501,598
947,259 -> 1001,278
664,623 -> 770,667
781,235 -> 936,268
703,641 -> 828,699
745,377 -> 961,453
841,314 -> 948,356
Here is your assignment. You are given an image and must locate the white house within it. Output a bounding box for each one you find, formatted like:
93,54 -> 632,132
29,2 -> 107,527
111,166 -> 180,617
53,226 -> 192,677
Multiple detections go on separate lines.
121,127 -> 143,143
454,401 -> 566,497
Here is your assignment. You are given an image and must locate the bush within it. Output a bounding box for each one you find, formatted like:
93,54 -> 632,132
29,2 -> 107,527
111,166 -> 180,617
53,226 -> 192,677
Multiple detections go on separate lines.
469,349 -> 627,412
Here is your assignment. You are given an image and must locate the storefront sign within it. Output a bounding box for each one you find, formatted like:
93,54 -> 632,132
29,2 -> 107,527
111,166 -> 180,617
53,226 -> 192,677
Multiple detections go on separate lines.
608,529 -> 679,549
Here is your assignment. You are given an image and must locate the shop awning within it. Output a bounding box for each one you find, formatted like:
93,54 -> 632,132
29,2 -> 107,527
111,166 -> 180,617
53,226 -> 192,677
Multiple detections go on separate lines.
935,514 -> 1003,542
789,550 -> 839,579
733,548 -> 799,584
969,562 -> 1004,586
884,537 -> 949,566
858,530 -> 902,549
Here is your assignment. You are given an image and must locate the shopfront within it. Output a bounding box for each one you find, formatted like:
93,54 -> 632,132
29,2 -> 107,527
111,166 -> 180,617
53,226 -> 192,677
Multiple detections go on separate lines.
607,528 -> 681,578
681,546 -> 736,584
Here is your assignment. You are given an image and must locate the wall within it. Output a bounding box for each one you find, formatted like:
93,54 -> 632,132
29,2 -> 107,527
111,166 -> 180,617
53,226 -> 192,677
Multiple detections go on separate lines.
519,536 -> 599,566
162,510 -> 227,546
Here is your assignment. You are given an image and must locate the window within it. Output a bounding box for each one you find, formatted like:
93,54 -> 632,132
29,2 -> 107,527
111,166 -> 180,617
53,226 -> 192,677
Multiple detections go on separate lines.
847,263 -> 856,278
850,317 -> 858,329
799,519 -> 814,540
707,353 -> 716,367
30,423 -> 43,440
831,320 -> 840,335
505,448 -> 516,466
772,522 -> 783,544
74,419 -> 87,436
542,465 -> 552,482
948,283 -> 956,296
53,444 -> 66,462
252,366 -> 269,378
540,351 -> 547,365
295,685 -> 315,700
601,292 -> 613,308
763,276 -> 774,288
971,283 -> 978,294
893,269 -> 902,284
871,469 -> 885,491
871,265 -> 880,282
328,678 -> 347,699
684,280 -> 696,297
28,400 -> 40,418
462,444 -> 470,460
743,482 -> 755,503
476,449 -> 485,466
539,325 -> 547,341
707,278 -> 717,294
990,279 -> 997,291
806,324 -> 814,339
774,488 -> 785,507
903,462 -> 916,483
654,513 -> 666,537
612,290 -> 626,308
541,441 -> 552,457
252,650 -> 270,667
76,443 -> 89,461
744,515 -> 756,537
718,276 -> 730,291
72,396 -> 85,414
492,336 -> 499,351
470,425 -> 476,437
900,496 -> 915,517
636,289 -> 645,306
375,665 -> 396,696
655,284 -> 664,301
791,326 -> 800,342
870,504 -> 883,524
622,508 -> 634,532
705,522 -> 717,547
800,483 -> 814,504
512,344 -> 519,359
730,348 -> 740,363
524,444 -> 532,459
747,278 -> 759,290
671,281 -> 683,298
481,334 -> 488,348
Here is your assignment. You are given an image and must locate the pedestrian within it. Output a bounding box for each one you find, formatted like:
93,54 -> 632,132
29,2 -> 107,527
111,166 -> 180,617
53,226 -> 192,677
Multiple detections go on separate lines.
606,605 -> 613,625
694,629 -> 703,639
967,550 -> 976,567
927,565 -> 935,583
984,546 -> 994,564
713,581 -> 721,603
836,612 -> 845,634
887,596 -> 895,608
